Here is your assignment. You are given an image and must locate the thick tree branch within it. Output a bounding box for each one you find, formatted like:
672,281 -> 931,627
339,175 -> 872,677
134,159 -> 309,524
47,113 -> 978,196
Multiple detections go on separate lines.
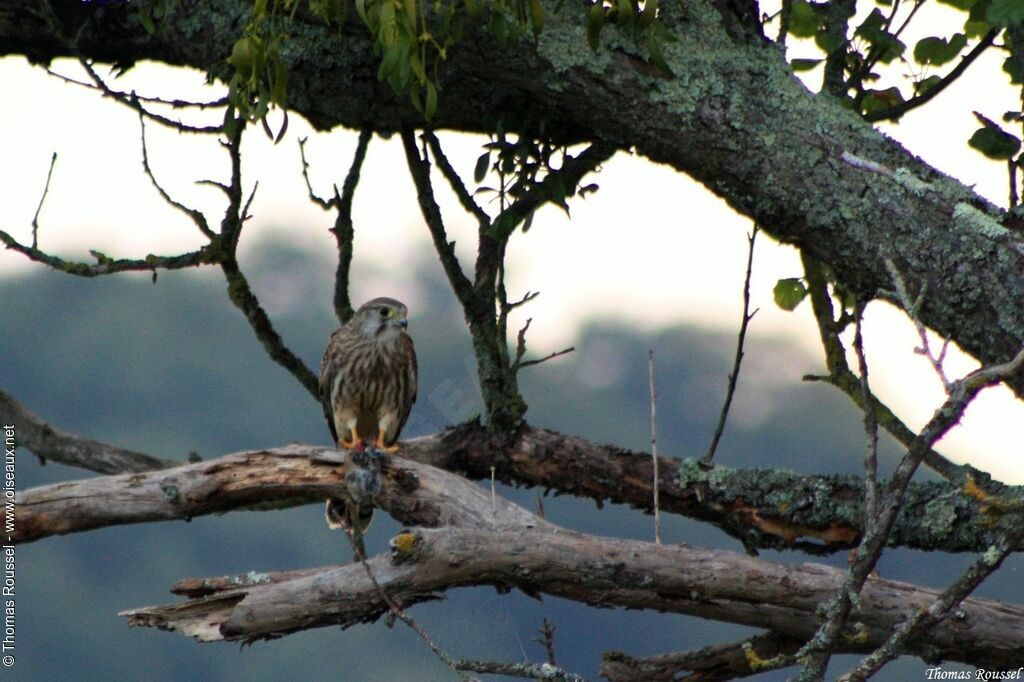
119,526 -> 1024,669
0,389 -> 178,474
13,441 -> 547,544
3,0 -> 1021,399
12,423 -> 1023,554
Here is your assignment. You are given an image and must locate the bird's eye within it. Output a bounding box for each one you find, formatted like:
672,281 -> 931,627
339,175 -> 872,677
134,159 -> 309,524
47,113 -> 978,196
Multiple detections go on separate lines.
379,307 -> 392,318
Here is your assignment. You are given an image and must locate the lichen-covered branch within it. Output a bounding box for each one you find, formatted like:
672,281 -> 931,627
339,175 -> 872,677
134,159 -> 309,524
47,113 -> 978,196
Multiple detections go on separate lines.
0,389 -> 178,474
12,423 -> 1023,554
119,526 -> 1024,669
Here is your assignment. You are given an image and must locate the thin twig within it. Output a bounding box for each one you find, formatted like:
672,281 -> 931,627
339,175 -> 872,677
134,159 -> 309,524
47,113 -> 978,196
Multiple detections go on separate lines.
76,59 -> 223,134
31,152 -> 58,249
423,130 -> 491,228
399,128 -> 476,309
334,130 -> 370,323
702,225 -> 759,465
536,618 -> 557,666
801,252 -> 966,480
863,29 -> 999,122
515,347 -> 575,370
648,350 -> 661,545
839,517 -> 1024,681
139,112 -> 216,239
46,66 -> 227,109
0,229 -> 213,277
342,531 -> 478,682
784,345 -> 1024,679
883,257 -> 952,391
853,303 -> 879,524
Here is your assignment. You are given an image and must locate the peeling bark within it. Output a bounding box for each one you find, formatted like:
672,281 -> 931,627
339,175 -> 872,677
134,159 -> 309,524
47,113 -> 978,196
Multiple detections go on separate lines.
120,526 -> 1024,669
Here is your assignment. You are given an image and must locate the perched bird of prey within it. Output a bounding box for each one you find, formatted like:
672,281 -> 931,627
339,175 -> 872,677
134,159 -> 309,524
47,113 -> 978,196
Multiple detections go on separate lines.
319,297 -> 418,551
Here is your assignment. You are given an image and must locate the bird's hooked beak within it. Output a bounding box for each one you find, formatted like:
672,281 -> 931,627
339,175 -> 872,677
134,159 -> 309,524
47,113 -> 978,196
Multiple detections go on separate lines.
397,317 -> 408,329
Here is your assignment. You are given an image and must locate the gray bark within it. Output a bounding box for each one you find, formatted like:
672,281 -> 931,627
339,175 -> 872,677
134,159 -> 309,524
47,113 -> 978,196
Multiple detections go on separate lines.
120,525 -> 1024,669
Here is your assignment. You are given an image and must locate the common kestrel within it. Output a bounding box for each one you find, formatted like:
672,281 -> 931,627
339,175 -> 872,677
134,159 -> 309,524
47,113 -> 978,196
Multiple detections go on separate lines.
319,297 -> 418,542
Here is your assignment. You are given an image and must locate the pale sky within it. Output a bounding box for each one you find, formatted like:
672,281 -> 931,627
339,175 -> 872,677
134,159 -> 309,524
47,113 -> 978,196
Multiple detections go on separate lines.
2,7 -> 1023,482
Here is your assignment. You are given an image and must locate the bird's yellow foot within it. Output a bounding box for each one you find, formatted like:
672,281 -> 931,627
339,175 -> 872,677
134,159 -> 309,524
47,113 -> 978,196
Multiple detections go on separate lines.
339,428 -> 364,451
372,435 -> 399,453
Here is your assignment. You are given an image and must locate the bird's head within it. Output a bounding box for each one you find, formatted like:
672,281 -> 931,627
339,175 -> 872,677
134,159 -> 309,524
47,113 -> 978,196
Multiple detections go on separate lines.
354,297 -> 409,340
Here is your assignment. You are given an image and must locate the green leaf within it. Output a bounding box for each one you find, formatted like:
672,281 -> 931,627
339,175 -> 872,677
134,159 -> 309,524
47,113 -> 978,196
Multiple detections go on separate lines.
814,32 -> 845,54
528,0 -> 544,36
139,9 -> 156,34
860,87 -> 904,115
1005,54 -> 1024,83
474,152 -> 491,183
988,0 -> 1024,26
648,29 -> 673,76
587,3 -> 606,49
914,34 -> 966,66
790,58 -> 823,72
788,0 -> 819,37
637,0 -> 658,30
856,9 -> 906,62
968,124 -> 1021,160
615,0 -> 634,25
914,74 -> 942,94
773,278 -> 809,311
424,80 -> 438,120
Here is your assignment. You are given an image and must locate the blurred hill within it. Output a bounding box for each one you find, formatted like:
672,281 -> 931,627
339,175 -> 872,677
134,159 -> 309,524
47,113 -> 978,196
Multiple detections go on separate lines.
0,243 -> 1014,681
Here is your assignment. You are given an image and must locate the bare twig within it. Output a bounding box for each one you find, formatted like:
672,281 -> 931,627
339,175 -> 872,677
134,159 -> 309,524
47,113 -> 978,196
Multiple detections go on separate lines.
0,229 -> 213,277
515,346 -> 575,370
801,252 -> 966,480
76,59 -> 223,134
702,225 -> 758,465
139,112 -> 216,239
883,257 -> 952,391
536,618 -> 557,666
30,152 -> 58,249
298,130 -> 371,324
648,350 -> 661,545
400,128 -> 476,309
787,346 -> 1024,679
840,514 -> 1024,680
0,389 -> 178,474
422,130 -> 491,228
344,531 -> 477,681
853,304 -> 879,523
45,66 -> 227,110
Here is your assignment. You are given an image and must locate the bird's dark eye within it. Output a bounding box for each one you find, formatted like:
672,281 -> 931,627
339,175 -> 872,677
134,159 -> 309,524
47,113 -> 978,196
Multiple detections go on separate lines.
379,307 -> 391,318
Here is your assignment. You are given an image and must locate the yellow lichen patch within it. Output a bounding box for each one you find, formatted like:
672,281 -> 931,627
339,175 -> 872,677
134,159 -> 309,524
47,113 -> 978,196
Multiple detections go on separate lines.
743,640 -> 772,671
391,530 -> 419,554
